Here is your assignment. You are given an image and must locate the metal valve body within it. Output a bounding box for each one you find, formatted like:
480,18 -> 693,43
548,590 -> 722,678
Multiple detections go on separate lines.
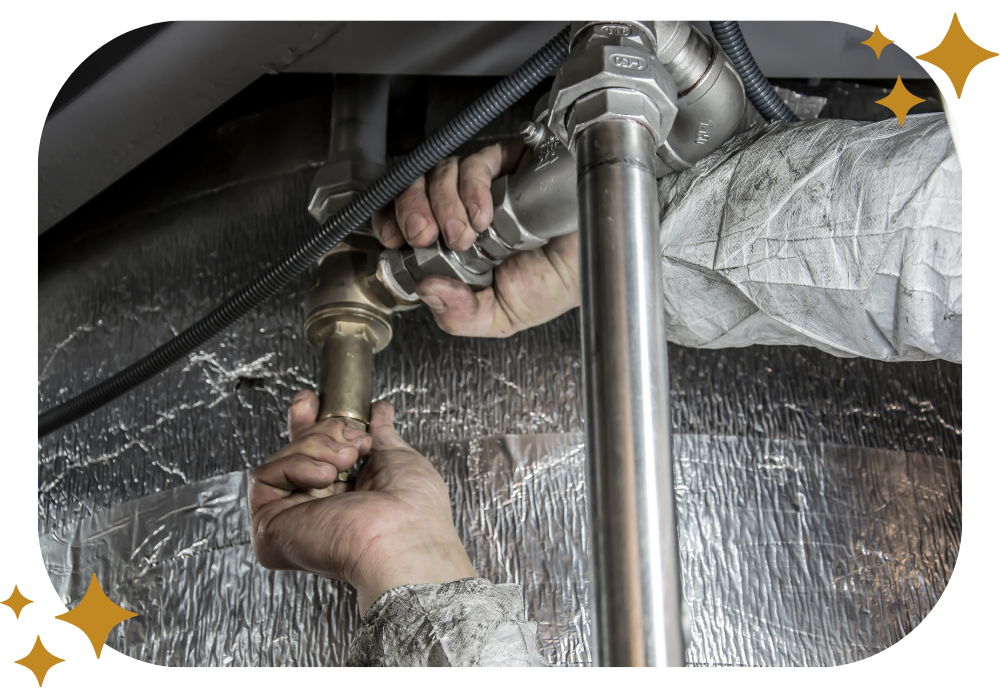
377,21 -> 746,297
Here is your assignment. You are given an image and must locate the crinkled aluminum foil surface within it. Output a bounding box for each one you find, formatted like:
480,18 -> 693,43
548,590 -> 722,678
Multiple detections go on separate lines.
38,89 -> 961,667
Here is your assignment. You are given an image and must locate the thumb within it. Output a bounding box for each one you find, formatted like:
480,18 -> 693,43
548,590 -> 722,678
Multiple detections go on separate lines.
368,400 -> 413,451
416,276 -> 512,338
288,390 -> 319,441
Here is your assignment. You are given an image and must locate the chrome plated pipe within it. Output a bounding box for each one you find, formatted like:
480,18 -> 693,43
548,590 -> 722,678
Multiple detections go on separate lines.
576,118 -> 685,667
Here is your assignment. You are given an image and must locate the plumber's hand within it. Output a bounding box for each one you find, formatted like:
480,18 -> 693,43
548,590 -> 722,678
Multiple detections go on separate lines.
372,141 -> 581,338
249,391 -> 476,613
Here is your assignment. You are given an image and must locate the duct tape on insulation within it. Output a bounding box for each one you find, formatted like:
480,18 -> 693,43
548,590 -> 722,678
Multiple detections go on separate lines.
38,95 -> 960,666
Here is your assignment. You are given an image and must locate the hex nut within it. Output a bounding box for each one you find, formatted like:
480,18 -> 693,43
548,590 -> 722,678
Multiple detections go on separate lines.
307,159 -> 384,224
547,34 -> 678,149
381,248 -> 418,296
473,227 -> 514,263
567,88 -> 663,147
489,176 -> 549,252
402,240 -> 493,290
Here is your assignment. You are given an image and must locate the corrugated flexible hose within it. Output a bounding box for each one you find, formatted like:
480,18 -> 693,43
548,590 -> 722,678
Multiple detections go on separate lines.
38,25 -> 571,438
710,21 -> 799,123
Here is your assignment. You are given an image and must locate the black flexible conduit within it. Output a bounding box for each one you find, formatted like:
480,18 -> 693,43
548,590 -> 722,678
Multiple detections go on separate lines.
39,26 -> 571,438
710,21 -> 799,123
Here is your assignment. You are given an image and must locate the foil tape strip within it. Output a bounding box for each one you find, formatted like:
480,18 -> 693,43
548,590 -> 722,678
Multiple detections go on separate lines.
39,434 -> 959,667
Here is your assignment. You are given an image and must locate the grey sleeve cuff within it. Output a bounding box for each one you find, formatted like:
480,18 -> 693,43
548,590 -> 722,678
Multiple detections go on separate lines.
346,578 -> 548,667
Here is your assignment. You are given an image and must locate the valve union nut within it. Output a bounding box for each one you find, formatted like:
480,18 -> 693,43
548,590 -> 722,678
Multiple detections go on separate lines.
547,25 -> 678,148
566,88 -> 664,149
307,159 -> 384,224
379,242 -> 493,299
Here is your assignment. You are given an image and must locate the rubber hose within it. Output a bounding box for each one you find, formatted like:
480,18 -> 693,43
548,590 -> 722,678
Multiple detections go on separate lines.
709,21 -> 799,123
38,25 -> 571,438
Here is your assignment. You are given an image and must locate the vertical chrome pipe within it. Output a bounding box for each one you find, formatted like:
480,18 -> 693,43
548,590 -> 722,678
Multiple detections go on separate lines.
576,118 -> 685,667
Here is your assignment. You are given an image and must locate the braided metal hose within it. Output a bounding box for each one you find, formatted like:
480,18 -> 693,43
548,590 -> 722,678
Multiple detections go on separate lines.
39,25 -> 571,437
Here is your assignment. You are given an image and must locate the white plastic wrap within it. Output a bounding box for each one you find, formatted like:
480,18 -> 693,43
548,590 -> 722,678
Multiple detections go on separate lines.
660,112 -> 961,362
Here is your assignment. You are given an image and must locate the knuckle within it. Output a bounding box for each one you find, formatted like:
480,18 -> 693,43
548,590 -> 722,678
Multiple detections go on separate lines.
431,198 -> 461,219
396,191 -> 425,209
304,433 -> 334,450
431,156 -> 458,176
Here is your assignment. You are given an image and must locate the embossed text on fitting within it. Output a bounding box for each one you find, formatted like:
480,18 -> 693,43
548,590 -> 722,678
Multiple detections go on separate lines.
610,54 -> 647,71
600,25 -> 632,37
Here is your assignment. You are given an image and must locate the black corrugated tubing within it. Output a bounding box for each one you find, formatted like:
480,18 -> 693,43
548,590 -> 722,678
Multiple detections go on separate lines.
39,25 -> 571,437
710,21 -> 799,123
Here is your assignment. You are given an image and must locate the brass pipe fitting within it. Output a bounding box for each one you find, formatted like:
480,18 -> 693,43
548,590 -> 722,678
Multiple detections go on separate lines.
303,233 -> 416,495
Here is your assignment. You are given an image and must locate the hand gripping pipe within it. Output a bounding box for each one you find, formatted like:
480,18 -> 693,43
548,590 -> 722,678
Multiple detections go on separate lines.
37,25 -> 571,437
379,21 -> 746,294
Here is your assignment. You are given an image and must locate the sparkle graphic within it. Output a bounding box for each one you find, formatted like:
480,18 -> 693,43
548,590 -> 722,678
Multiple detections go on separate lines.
917,13 -> 998,97
1,585 -> 32,619
55,573 -> 137,658
14,636 -> 63,687
876,76 -> 927,126
862,25 -> 895,59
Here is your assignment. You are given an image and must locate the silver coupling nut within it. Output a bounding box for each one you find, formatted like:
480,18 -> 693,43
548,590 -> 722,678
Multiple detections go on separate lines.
379,243 -> 494,299
547,22 -> 678,149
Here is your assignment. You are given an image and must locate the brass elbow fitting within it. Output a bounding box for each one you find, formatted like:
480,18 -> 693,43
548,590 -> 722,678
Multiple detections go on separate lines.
303,234 -> 416,491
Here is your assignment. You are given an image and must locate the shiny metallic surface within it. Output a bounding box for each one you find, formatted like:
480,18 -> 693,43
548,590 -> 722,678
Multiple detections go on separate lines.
302,77 -> 400,489
377,254 -> 420,304
654,22 -> 747,173
400,240 -> 494,290
569,21 -> 658,51
566,87 -> 663,147
303,238 -> 394,488
378,20 -> 745,297
38,88 -> 961,668
304,238 -> 394,353
488,125 -> 577,249
379,123 -> 577,293
654,22 -> 708,88
547,22 -> 678,148
315,330 -> 376,425
576,119 -> 684,666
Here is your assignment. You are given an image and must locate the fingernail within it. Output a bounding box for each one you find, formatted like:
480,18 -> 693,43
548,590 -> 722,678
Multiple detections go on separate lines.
343,426 -> 364,440
420,295 -> 446,313
458,227 -> 478,250
468,202 -> 481,228
379,221 -> 395,243
405,213 -> 427,241
445,218 -> 466,245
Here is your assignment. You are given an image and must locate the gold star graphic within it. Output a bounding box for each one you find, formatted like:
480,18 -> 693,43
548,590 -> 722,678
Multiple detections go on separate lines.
1,585 -> 33,619
917,13 -> 998,97
862,25 -> 894,59
55,573 -> 137,658
876,76 -> 927,126
15,636 -> 63,687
